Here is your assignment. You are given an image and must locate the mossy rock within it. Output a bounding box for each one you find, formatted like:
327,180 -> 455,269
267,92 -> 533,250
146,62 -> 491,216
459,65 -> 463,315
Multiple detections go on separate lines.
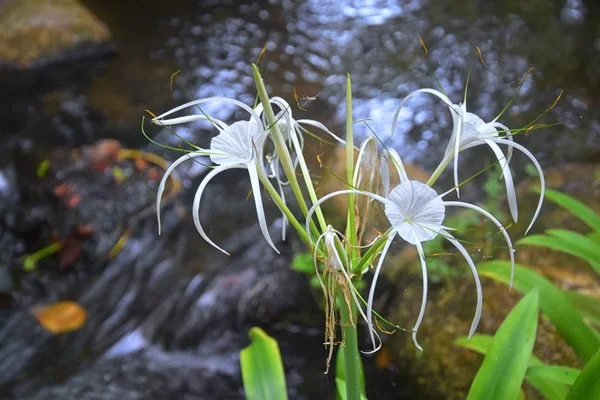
0,0 -> 111,68
380,163 -> 600,399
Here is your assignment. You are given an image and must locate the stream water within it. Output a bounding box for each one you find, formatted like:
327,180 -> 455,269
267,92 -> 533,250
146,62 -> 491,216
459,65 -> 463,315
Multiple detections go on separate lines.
1,0 -> 599,399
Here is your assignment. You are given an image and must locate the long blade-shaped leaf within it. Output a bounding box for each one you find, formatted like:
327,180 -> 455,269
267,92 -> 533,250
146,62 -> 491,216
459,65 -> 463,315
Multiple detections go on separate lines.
542,189 -> 600,234
566,350 -> 600,400
479,261 -> 600,361
561,290 -> 600,331
335,379 -> 368,400
517,231 -> 600,274
527,366 -> 580,385
466,289 -> 539,400
240,327 -> 288,400
456,334 -> 570,400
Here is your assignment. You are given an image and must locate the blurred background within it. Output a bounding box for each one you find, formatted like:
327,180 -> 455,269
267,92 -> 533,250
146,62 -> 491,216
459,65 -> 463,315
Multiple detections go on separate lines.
0,0 -> 599,399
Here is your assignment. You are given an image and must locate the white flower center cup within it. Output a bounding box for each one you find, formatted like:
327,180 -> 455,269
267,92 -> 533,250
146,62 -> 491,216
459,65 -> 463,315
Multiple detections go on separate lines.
384,180 -> 445,245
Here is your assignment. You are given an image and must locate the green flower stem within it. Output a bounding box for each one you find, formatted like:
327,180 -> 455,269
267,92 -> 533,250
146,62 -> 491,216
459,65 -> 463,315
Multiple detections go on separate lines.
252,66 -> 316,230
353,229 -> 392,275
345,75 -> 358,268
256,164 -> 315,248
287,117 -> 328,233
427,151 -> 453,187
339,294 -> 362,400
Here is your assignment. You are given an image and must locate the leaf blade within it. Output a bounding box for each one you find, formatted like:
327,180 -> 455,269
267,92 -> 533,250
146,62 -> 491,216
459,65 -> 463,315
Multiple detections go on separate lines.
542,189 -> 600,235
566,350 -> 600,400
466,289 -> 539,400
479,261 -> 600,361
240,327 -> 288,400
456,334 -> 569,400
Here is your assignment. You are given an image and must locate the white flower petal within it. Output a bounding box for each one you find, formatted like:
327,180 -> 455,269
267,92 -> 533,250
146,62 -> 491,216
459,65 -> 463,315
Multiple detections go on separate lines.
444,201 -> 516,288
384,181 -> 445,245
412,241 -> 428,351
296,119 -> 346,145
192,164 -> 246,255
210,121 -> 261,165
153,97 -> 262,130
443,231 -> 482,338
247,162 -> 279,254
391,88 -> 455,138
484,139 -> 518,223
156,152 -> 211,235
366,232 -> 395,353
305,189 -> 388,241
491,138 -> 545,234
386,148 -> 409,183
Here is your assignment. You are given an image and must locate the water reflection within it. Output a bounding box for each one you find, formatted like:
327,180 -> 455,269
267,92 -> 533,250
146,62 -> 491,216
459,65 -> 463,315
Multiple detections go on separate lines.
71,0 -> 600,172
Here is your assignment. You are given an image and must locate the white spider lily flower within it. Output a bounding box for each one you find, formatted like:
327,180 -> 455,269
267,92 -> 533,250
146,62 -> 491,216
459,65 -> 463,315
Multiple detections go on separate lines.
256,96 -> 345,240
152,98 -> 279,255
313,225 -> 382,369
306,151 -> 515,351
391,88 -> 544,234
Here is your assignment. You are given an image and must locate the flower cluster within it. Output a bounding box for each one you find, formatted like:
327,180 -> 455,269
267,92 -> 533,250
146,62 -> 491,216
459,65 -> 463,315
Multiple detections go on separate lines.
150,66 -> 545,356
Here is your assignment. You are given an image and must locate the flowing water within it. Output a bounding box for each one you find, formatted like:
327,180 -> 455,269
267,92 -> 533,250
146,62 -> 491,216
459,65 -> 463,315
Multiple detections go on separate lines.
1,0 -> 599,398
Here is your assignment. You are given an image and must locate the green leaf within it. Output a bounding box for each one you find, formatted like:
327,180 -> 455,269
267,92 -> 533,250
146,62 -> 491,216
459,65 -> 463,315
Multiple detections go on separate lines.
456,334 -> 569,400
466,289 -> 539,400
566,350 -> 600,400
542,189 -> 600,235
335,378 -> 368,400
240,327 -> 288,400
562,290 -> 600,330
479,261 -> 600,361
291,252 -> 315,274
527,366 -> 580,385
517,232 -> 600,275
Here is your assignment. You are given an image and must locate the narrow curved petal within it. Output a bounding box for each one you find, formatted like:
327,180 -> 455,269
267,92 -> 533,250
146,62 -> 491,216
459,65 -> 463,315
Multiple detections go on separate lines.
153,97 -> 263,133
491,121 -> 514,165
305,189 -> 388,241
366,232 -> 396,352
274,165 -> 288,241
484,139 -> 518,223
491,137 -> 545,234
452,104 -> 466,198
352,136 -> 375,187
444,201 -> 515,288
412,241 -> 428,351
193,164 -> 246,255
156,152 -> 211,235
296,120 -> 347,145
391,88 -> 455,138
442,231 -> 482,338
247,162 -> 280,254
386,148 -> 409,183
153,115 -> 228,131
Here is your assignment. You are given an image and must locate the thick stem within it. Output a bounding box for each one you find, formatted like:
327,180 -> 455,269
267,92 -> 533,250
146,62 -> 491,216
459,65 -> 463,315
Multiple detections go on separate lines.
252,66 -> 309,214
426,151 -> 453,187
339,297 -> 363,400
345,75 -> 358,267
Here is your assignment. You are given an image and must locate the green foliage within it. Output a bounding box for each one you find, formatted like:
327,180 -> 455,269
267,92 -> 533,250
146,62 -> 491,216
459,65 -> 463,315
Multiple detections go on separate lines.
456,334 -> 570,400
465,289 -> 539,400
566,350 -> 600,400
240,327 -> 288,400
518,230 -> 600,274
478,261 -> 600,362
462,190 -> 600,400
542,188 -> 600,234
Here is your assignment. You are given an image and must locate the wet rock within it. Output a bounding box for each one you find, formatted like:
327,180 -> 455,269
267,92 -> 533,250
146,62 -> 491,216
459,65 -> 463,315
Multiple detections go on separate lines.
0,138 -> 328,399
379,163 -> 600,399
0,0 -> 111,69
